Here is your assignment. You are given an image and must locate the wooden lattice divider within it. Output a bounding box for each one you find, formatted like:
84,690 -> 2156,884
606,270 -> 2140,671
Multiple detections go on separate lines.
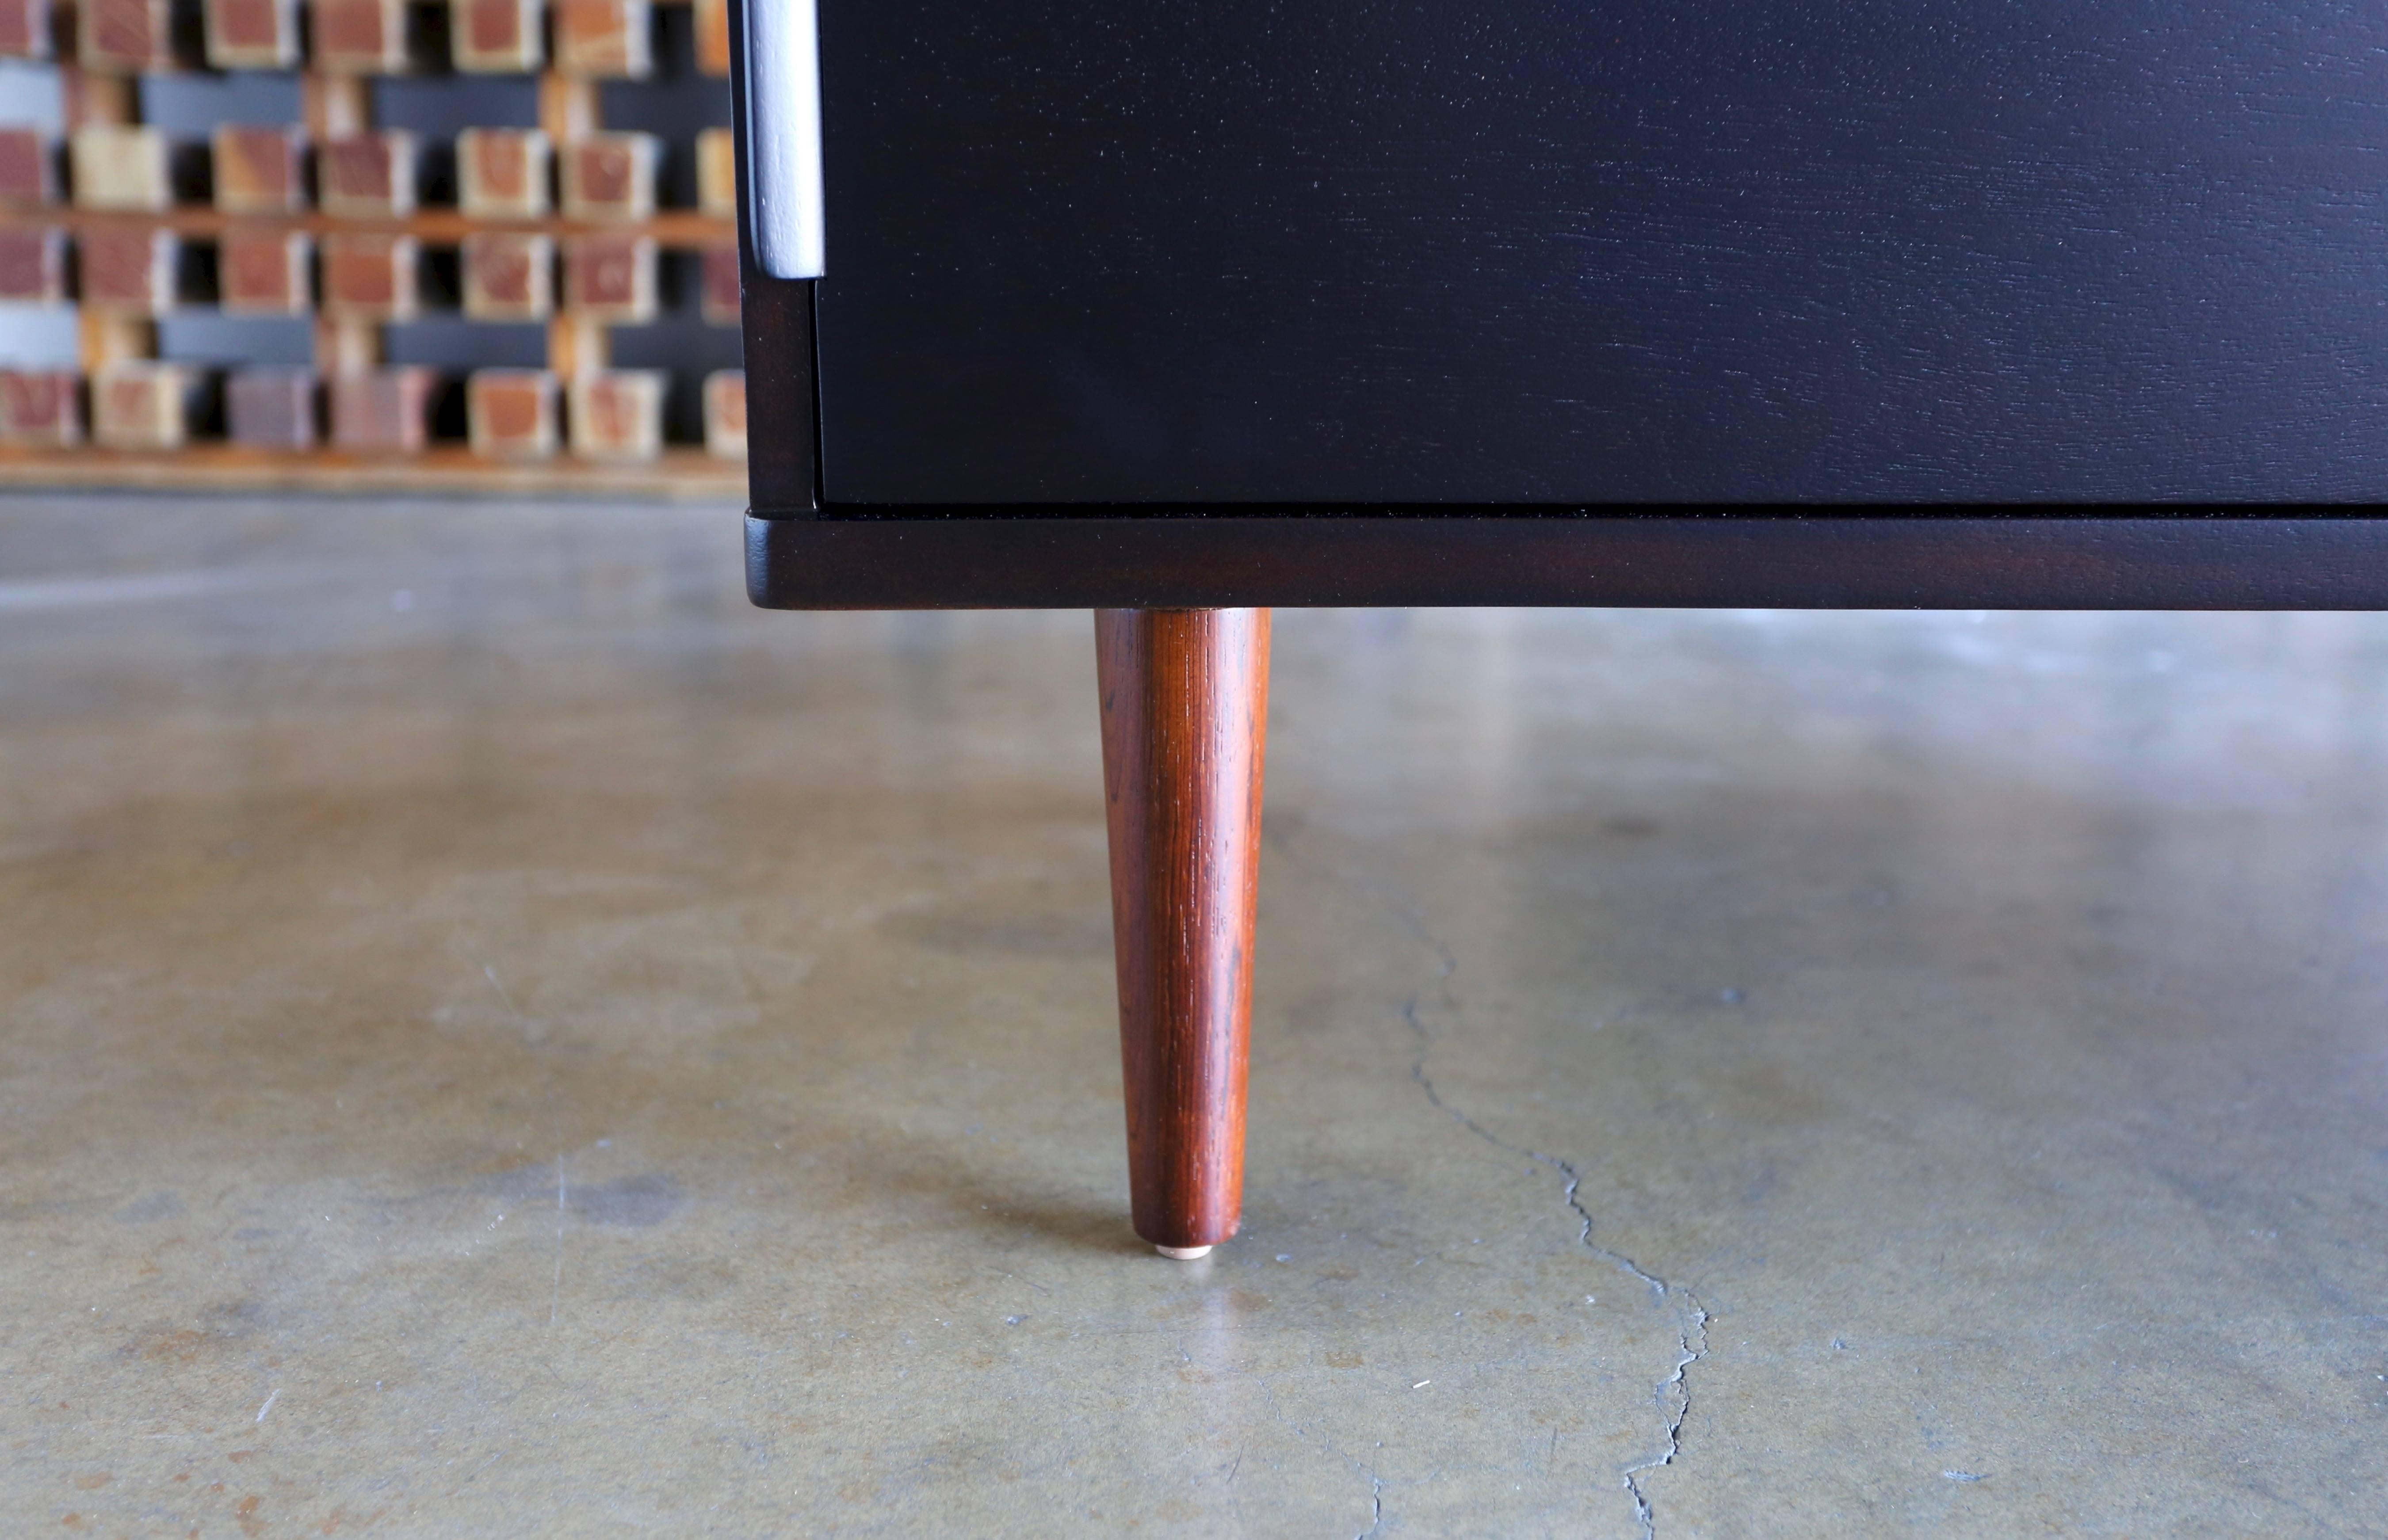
0,0 -> 746,495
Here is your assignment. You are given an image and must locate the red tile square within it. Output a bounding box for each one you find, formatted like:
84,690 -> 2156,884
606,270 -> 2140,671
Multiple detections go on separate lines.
220,227 -> 311,315
553,0 -> 649,77
559,133 -> 654,222
0,0 -> 54,59
703,370 -> 744,459
206,0 -> 298,67
226,367 -> 318,449
562,233 -> 653,322
319,132 -> 416,217
0,371 -> 81,446
82,0 -> 171,70
700,243 -> 739,325
0,226 -> 62,302
0,128 -> 53,205
77,225 -> 177,314
467,368 -> 557,459
451,0 -> 539,71
213,125 -> 306,213
312,0 -> 406,72
568,368 -> 664,461
456,128 -> 548,218
321,232 -> 417,319
461,231 -> 552,321
329,366 -> 433,453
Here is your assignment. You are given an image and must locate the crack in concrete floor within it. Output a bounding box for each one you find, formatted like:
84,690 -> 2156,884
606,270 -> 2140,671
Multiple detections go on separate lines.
1275,822 -> 1712,1538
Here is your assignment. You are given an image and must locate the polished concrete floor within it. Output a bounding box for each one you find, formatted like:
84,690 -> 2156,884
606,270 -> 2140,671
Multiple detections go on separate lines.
3,495 -> 2384,1537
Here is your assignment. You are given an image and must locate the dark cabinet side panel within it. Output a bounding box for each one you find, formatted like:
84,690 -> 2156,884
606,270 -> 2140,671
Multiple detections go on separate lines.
809,0 -> 2388,504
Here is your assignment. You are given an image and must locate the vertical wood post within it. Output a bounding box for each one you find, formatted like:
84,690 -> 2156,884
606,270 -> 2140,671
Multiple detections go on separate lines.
1096,608 -> 1271,1259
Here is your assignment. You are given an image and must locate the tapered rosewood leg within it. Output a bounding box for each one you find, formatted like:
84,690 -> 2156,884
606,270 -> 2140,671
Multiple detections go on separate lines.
1096,608 -> 1272,1259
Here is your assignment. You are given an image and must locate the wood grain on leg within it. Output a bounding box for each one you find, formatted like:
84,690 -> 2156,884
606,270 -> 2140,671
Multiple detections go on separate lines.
1097,608 -> 1271,1258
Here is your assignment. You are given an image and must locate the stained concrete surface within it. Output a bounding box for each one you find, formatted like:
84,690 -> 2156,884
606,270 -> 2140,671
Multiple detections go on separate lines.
2,494 -> 2384,1537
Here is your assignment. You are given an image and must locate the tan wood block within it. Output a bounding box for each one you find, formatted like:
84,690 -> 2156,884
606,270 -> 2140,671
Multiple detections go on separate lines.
315,316 -> 378,373
77,311 -> 152,369
699,242 -> 738,325
70,125 -> 170,211
693,0 -> 728,75
538,74 -> 596,141
559,133 -> 655,222
451,0 -> 539,71
220,227 -> 312,315
0,128 -> 54,205
319,132 -> 416,217
66,72 -> 136,130
567,368 -> 664,462
695,127 -> 735,218
0,0 -> 53,59
456,128 -> 550,218
82,0 -> 171,70
329,366 -> 432,452
562,233 -> 654,323
546,314 -> 603,377
77,225 -> 176,314
92,362 -> 190,449
0,226 -> 62,302
702,369 -> 743,460
225,367 -> 318,449
466,368 -> 557,459
0,370 -> 82,445
212,125 -> 306,213
461,231 -> 553,321
313,0 -> 407,72
302,73 -> 369,137
205,0 -> 298,68
322,232 -> 417,320
553,0 -> 650,78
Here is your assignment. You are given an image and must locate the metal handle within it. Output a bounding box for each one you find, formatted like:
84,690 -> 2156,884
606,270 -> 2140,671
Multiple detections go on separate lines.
743,0 -> 825,278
